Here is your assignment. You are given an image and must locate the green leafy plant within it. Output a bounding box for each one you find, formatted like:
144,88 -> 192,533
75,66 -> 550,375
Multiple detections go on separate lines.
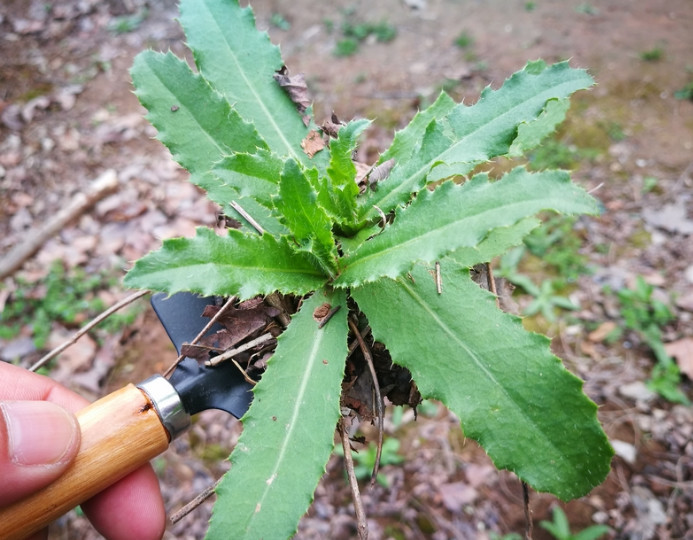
454,31 -> 474,49
0,261 -> 136,349
333,17 -> 397,56
334,437 -> 403,486
640,46 -> 664,62
674,79 -> 693,101
609,276 -> 687,404
125,0 -> 612,536
540,506 -> 611,540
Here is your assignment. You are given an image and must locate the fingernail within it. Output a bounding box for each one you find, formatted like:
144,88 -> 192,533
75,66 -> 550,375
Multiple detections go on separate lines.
1,401 -> 79,466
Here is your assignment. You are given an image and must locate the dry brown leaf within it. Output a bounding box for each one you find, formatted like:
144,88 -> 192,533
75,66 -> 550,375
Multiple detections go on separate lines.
588,321 -> 617,342
273,66 -> 310,114
664,337 -> 693,379
301,130 -> 325,157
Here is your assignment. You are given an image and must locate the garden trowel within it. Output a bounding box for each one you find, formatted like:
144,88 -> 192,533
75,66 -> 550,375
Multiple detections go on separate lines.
0,292 -> 254,540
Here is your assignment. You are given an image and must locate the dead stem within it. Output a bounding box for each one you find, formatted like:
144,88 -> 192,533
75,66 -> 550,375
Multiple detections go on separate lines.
523,481 -> 533,540
435,261 -> 442,294
339,417 -> 369,540
485,262 -> 499,305
230,200 -> 265,235
265,292 -> 291,327
318,305 -> 341,329
163,296 -> 236,377
348,316 -> 384,488
170,477 -> 222,525
30,290 -> 149,372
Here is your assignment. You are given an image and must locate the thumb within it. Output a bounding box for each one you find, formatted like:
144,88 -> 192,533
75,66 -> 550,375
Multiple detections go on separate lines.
0,401 -> 81,506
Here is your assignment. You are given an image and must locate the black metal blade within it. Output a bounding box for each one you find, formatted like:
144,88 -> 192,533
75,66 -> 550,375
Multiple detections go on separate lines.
151,292 -> 253,419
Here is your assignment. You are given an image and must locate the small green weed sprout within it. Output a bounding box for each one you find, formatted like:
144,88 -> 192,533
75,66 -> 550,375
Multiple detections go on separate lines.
540,506 -> 611,540
108,9 -> 148,34
0,262 -> 141,350
270,13 -> 291,31
608,276 -> 688,404
454,31 -> 474,49
334,437 -> 404,487
640,46 -> 664,62
674,80 -> 693,101
333,18 -> 397,56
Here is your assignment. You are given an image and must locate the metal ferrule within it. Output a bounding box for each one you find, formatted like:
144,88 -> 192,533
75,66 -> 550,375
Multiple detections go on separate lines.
137,375 -> 191,441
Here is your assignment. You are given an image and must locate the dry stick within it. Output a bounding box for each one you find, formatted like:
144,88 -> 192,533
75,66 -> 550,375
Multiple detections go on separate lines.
435,261 -> 442,294
339,417 -> 369,540
0,170 -> 119,281
163,296 -> 237,377
170,477 -> 222,525
229,200 -> 264,235
348,317 -> 384,488
29,290 -> 148,373
523,481 -> 533,540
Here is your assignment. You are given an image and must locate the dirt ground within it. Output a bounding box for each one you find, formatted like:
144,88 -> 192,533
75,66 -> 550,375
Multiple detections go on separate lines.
1,0 -> 693,538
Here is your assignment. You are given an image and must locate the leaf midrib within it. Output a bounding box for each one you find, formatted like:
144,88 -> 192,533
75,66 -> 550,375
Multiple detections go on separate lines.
362,76 -> 586,218
343,191 -> 581,280
245,323 -> 326,532
396,275 -> 563,460
200,0 -> 301,164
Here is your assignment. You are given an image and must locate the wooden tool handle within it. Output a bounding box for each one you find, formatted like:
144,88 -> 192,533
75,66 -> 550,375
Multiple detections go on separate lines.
0,384 -> 170,540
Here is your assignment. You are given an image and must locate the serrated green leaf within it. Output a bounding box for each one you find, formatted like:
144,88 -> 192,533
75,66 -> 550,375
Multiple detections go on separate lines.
208,288 -> 348,540
508,97 -> 571,157
179,0 -> 315,166
451,217 -> 541,267
351,262 -> 613,500
321,119 -> 370,227
358,61 -> 594,221
274,160 -> 338,277
130,50 -> 266,177
380,91 -> 456,163
336,167 -> 598,287
123,227 -> 326,299
212,149 -> 284,208
328,119 -> 371,186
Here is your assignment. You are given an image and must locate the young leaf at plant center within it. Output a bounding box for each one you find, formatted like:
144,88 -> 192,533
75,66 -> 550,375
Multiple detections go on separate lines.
179,0 -> 321,168
322,119 -> 371,228
208,288 -> 349,539
336,167 -> 599,287
273,160 -> 338,277
359,61 -> 594,223
212,149 -> 284,208
123,227 -> 327,299
130,50 -> 267,207
351,261 -> 613,500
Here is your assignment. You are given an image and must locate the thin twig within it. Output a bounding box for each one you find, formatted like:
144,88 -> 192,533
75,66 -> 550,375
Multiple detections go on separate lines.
30,290 -> 148,372
230,200 -> 264,235
318,305 -> 341,329
523,481 -> 533,540
170,477 -> 222,525
265,292 -> 291,327
339,417 -> 369,540
348,316 -> 383,488
163,296 -> 237,377
205,333 -> 274,368
435,261 -> 442,294
0,170 -> 119,280
485,262 -> 500,308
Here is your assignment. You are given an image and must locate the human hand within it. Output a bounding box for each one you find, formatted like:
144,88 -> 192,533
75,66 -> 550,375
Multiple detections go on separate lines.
0,362 -> 165,540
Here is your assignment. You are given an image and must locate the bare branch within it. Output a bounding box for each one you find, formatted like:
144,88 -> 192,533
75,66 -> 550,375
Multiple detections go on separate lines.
163,296 -> 236,377
348,316 -> 384,488
30,289 -> 148,372
0,170 -> 119,280
339,417 -> 369,540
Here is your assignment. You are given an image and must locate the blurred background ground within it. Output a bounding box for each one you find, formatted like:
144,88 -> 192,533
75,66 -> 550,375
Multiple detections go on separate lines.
1,0 -> 693,538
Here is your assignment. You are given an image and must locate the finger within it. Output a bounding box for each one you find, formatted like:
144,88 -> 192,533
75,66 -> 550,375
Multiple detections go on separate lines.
0,400 -> 81,506
81,464 -> 166,540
